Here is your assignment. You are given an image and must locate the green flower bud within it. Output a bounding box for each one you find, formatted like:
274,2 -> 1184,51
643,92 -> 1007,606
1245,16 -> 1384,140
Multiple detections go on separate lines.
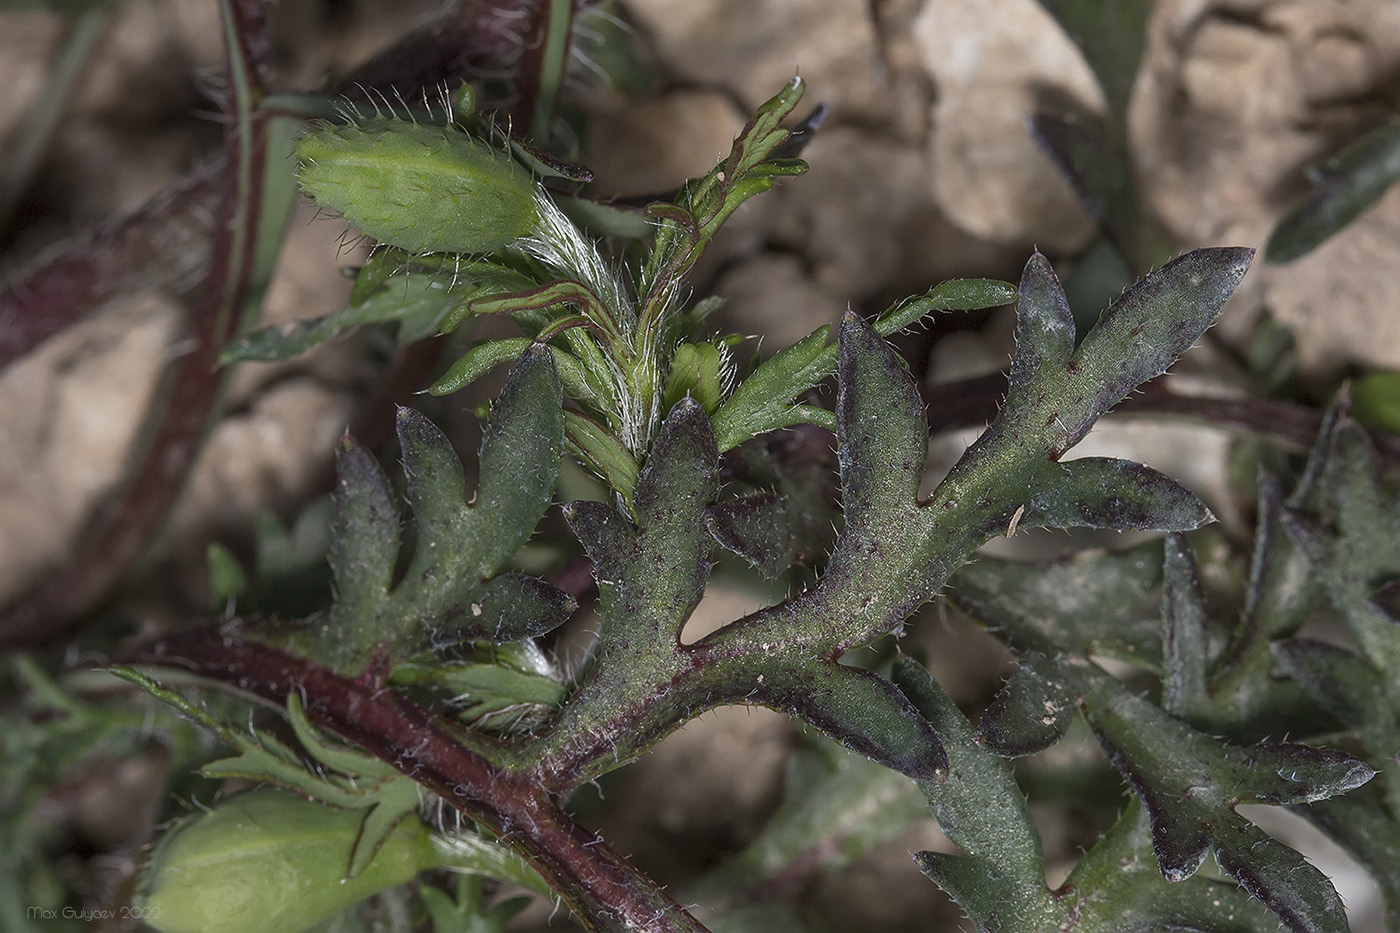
138,788 -> 431,933
296,119 -> 539,256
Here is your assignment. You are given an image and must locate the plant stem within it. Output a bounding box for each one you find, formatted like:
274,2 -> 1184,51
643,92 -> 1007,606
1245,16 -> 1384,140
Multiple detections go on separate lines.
129,629 -> 712,933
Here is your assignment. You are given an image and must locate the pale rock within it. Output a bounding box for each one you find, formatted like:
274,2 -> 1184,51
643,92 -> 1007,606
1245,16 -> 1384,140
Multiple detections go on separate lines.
581,89 -> 746,198
766,127 -> 936,302
167,378 -> 355,545
913,0 -> 1100,250
622,0 -> 895,121
0,294 -> 179,604
1136,0 -> 1400,377
712,253 -> 846,351
0,13 -> 63,150
1261,183 -> 1400,377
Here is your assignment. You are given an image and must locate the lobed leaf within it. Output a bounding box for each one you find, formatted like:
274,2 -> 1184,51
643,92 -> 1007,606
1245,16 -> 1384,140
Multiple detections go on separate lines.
1069,654 -> 1372,932
894,659 -> 1059,930
322,348 -> 566,672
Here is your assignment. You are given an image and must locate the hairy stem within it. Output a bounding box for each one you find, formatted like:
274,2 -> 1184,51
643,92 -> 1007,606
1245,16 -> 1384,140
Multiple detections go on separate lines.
129,629 -> 710,933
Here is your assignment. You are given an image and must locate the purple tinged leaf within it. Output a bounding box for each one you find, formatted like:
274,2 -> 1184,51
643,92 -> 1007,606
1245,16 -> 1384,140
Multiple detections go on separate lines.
704,492 -> 795,578
1006,252 -> 1075,403
1071,653 -> 1373,928
760,661 -> 947,781
1088,718 -> 1211,883
473,346 -> 564,564
1023,457 -> 1215,532
973,654 -> 1073,758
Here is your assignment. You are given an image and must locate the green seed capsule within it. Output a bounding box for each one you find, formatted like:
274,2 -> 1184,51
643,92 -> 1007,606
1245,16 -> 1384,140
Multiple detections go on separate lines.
296,119 -> 539,255
138,788 -> 431,933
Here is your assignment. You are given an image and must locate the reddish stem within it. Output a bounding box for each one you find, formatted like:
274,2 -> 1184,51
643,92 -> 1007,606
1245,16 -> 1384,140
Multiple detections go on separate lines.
923,372 -> 1400,465
131,628 -> 710,933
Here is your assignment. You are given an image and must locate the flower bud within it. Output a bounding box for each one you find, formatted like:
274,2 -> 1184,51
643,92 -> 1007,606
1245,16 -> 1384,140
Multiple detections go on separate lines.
138,788 -> 431,933
296,119 -> 539,256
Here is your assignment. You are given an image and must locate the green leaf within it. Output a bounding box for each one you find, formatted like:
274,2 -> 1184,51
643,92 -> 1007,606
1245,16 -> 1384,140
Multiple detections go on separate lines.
894,658 -> 1058,930
704,492 -> 795,578
709,278 -> 1015,451
1352,369 -> 1400,433
710,325 -> 834,452
1160,532 -> 1210,720
223,270 -> 468,363
1021,457 -> 1214,532
972,653 -> 1073,758
871,278 -> 1017,336
1037,0 -> 1151,126
1266,117 -> 1400,263
1063,798 -> 1282,932
564,409 -> 641,505
1068,655 -> 1373,932
321,348 -> 566,671
754,660 -> 948,781
950,540 -> 1165,664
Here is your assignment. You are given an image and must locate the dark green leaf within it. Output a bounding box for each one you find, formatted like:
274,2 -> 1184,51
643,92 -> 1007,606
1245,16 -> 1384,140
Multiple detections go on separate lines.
1064,799 -> 1282,932
1022,457 -> 1214,532
894,659 -> 1057,929
471,572 -> 576,642
950,540 -> 1165,664
973,653 -> 1073,758
758,660 -> 947,781
1069,656 -> 1372,931
328,436 -> 399,628
1037,0 -> 1151,125
704,492 -> 796,578
1062,247 -> 1253,452
1266,118 -> 1400,263
1161,532 -> 1210,718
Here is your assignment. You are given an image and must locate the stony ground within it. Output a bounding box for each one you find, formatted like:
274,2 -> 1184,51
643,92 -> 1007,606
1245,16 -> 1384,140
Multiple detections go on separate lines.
2,0 -> 1397,929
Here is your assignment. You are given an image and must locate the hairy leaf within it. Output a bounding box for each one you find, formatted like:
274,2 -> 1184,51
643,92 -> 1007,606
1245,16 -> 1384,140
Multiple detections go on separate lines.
1068,655 -> 1372,932
973,653 -> 1073,758
322,348 -> 568,672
